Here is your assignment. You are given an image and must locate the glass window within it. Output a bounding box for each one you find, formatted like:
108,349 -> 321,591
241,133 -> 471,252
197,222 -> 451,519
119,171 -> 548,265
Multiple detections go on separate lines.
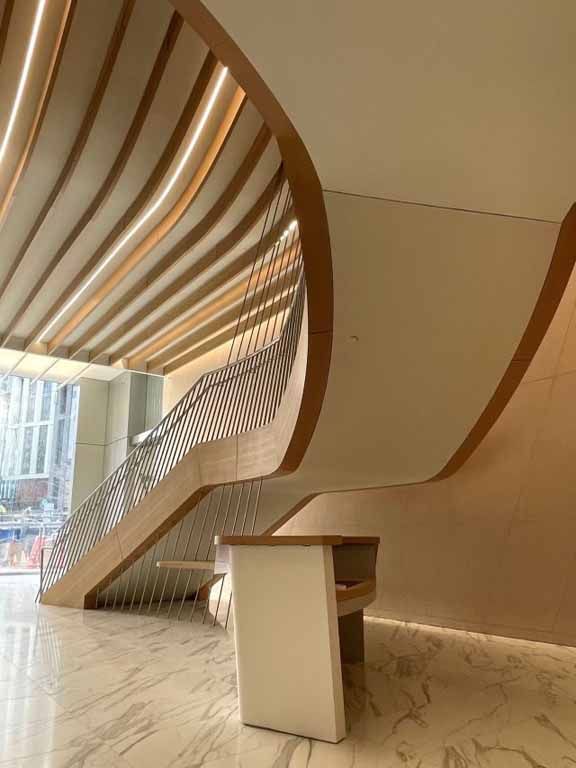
59,387 -> 67,416
26,382 -> 37,422
55,420 -> 65,463
40,382 -> 53,421
21,427 -> 33,474
9,379 -> 22,424
36,424 -> 48,474
0,377 -> 79,573
5,429 -> 17,476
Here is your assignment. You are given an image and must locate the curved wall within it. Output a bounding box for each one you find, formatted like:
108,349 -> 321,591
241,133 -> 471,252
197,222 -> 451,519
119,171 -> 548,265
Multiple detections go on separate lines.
173,0 -> 575,489
284,265 -> 576,646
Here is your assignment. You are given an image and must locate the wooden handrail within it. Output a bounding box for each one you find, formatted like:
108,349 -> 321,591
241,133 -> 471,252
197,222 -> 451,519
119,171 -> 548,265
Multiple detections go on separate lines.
215,535 -> 380,547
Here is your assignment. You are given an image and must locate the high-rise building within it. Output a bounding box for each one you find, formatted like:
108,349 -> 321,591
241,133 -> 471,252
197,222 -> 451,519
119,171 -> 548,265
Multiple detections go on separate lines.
0,376 -> 78,518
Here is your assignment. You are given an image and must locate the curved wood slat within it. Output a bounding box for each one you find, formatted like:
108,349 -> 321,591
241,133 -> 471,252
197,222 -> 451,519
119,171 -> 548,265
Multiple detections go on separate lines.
0,11 -> 183,344
141,260 -> 299,370
128,242 -> 299,367
171,0 -> 333,478
46,85 -> 246,352
110,205 -> 293,365
0,1 -> 76,229
86,166 -> 284,361
24,51 -> 218,349
433,202 -> 576,479
0,0 -> 136,304
0,0 -> 14,70
162,288 -> 294,374
69,121 -> 271,356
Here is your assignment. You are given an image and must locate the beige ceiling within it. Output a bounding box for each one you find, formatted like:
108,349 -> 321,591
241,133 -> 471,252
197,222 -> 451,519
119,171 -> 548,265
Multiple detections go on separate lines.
197,0 -> 576,222
0,0 -> 284,378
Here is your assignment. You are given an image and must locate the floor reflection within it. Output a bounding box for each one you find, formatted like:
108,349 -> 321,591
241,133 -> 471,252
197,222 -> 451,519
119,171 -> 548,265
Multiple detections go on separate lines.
1,574 -> 576,766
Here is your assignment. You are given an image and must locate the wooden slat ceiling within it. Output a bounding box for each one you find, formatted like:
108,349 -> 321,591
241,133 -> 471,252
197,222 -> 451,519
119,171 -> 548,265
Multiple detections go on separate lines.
0,0 -> 289,378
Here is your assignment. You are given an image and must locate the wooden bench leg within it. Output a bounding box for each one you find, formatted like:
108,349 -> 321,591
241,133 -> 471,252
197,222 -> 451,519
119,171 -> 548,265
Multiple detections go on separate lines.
338,610 -> 365,663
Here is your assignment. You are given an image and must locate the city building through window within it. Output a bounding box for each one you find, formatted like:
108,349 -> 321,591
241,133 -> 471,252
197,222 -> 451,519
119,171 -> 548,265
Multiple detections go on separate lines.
0,376 -> 79,573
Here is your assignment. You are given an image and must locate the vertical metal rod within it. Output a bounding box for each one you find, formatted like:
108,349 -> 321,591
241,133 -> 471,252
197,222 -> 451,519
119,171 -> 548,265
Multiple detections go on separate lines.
211,483 -> 245,626
136,537 -> 161,613
156,519 -> 185,613
146,526 -> 175,612
166,499 -> 204,618
241,189 -> 291,360
250,478 -> 263,535
128,551 -> 147,611
211,573 -> 227,627
175,491 -> 217,620
201,484 -> 233,623
188,490 -> 217,621
224,481 -> 254,630
228,172 -> 284,365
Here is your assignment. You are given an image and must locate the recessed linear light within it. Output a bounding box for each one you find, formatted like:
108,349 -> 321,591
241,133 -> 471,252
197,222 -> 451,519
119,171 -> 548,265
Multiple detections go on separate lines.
0,0 -> 47,167
38,66 -> 230,343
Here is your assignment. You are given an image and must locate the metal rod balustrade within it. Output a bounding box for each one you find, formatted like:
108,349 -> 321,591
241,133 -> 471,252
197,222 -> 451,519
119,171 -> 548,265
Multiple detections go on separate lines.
40,179 -> 302,599
39,272 -> 305,598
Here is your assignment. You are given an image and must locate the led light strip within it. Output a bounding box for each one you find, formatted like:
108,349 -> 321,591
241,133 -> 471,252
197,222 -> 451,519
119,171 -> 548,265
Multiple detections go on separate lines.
38,65 -> 229,343
0,0 -> 47,167
0,0 -> 48,382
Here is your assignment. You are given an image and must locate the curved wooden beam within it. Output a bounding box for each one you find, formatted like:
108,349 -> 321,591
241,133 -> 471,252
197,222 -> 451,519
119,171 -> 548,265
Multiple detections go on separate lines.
170,0 -> 333,474
24,50 -> 218,349
0,1 -> 76,229
69,121 -> 271,357
129,243 -> 299,367
433,203 -> 576,479
163,288 -> 295,374
0,11 -> 183,344
46,85 -> 246,352
85,166 -> 284,361
0,0 -> 14,70
175,2 -> 576,483
0,0 -> 136,304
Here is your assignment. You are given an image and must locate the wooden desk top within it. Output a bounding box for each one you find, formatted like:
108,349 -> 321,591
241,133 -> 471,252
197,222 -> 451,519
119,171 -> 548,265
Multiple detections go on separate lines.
215,535 -> 380,547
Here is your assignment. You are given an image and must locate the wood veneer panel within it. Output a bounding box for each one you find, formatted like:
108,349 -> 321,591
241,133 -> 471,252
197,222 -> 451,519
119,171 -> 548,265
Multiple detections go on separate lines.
24,50 -> 218,349
47,85 -> 246,351
0,1 -> 76,231
89,167 -> 284,361
163,289 -> 293,374
0,0 -> 14,71
1,11 -> 183,343
133,249 -> 298,368
0,0 -> 136,304
71,122 -> 271,357
169,0 -> 333,474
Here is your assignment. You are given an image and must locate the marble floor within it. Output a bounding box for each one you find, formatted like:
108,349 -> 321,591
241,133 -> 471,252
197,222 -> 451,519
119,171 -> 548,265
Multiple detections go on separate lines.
1,576 -> 576,767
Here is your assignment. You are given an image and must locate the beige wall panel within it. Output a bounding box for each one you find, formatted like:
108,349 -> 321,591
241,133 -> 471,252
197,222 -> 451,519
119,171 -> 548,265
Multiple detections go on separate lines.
76,378 -> 109,445
285,270 -> 576,646
71,443 -> 105,510
295,194 -> 557,489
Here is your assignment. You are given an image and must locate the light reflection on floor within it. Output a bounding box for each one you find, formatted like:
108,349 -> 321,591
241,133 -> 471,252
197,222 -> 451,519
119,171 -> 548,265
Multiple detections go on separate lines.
1,574 -> 576,767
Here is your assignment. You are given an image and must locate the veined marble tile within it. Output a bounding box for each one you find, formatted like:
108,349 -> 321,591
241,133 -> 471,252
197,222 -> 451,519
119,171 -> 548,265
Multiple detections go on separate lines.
4,576 -> 576,767
0,708 -> 132,767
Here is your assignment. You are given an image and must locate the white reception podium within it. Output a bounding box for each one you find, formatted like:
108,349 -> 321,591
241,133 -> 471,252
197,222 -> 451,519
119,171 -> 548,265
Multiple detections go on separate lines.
215,535 -> 379,743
